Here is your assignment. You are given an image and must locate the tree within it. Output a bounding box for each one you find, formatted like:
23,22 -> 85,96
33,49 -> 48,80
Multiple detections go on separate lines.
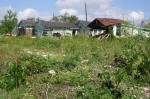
68,15 -> 78,23
51,13 -> 78,23
60,13 -> 69,22
0,10 -> 18,34
52,16 -> 59,22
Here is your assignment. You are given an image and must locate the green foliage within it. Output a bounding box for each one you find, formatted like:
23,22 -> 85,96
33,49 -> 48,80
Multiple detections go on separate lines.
68,15 -> 78,23
114,36 -> 150,85
0,52 -> 80,90
0,10 -> 18,34
51,13 -> 78,23
109,26 -> 116,39
52,16 -> 59,22
0,35 -> 149,98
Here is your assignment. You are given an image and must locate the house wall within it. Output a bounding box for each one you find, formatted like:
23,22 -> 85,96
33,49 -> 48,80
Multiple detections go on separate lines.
113,25 -> 117,36
25,28 -> 33,36
18,22 -> 34,36
52,28 -> 73,36
76,21 -> 90,35
34,21 -> 44,37
76,21 -> 87,30
121,25 -> 150,37
90,29 -> 106,36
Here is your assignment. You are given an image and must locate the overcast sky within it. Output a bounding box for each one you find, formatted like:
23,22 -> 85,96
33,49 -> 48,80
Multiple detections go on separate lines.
0,0 -> 150,24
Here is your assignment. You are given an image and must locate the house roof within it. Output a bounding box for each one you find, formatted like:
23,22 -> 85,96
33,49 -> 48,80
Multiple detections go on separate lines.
96,18 -> 124,26
21,20 -> 35,27
48,21 -> 78,29
78,20 -> 90,26
19,19 -> 78,29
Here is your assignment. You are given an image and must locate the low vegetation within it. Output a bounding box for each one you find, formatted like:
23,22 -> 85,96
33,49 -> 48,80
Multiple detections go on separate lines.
0,35 -> 150,99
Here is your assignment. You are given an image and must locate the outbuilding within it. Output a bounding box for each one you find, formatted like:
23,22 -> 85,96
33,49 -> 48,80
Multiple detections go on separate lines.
88,18 -> 124,37
75,20 -> 91,35
18,19 -> 79,37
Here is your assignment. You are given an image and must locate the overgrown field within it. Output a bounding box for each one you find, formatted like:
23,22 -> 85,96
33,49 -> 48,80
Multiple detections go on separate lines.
0,35 -> 150,99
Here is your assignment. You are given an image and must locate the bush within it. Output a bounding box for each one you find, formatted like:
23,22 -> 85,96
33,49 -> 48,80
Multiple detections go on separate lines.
114,36 -> 150,85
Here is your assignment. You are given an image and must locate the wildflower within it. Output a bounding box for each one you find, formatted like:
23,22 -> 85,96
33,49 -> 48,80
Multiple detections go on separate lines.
133,95 -> 136,98
48,70 -> 56,75
32,37 -> 36,39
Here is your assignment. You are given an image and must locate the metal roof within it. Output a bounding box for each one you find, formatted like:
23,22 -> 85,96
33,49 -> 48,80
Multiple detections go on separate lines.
78,20 -> 90,26
48,21 -> 78,29
96,18 -> 124,26
21,20 -> 35,27
20,19 -> 79,29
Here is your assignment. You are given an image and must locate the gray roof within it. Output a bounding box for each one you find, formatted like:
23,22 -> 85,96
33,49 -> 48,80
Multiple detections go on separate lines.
78,20 -> 90,26
21,20 -> 35,27
48,21 -> 78,29
20,19 -> 78,29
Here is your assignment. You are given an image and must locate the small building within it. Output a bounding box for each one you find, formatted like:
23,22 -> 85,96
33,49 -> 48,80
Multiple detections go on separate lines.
18,19 -> 79,37
18,19 -> 35,36
75,20 -> 91,35
88,18 -> 124,37
121,24 -> 150,37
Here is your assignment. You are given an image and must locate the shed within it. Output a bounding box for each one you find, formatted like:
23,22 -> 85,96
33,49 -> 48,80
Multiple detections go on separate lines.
75,20 -> 91,35
88,18 -> 124,37
18,19 -> 35,36
17,19 -> 79,37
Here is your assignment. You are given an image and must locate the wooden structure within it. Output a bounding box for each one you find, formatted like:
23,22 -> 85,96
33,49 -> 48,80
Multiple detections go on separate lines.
18,19 -> 34,36
75,20 -> 91,35
121,24 -> 150,37
88,18 -> 124,37
18,19 -> 79,37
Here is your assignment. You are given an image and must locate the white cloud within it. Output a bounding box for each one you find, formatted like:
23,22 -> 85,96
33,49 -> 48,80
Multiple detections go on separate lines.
59,8 -> 78,15
94,8 -> 124,19
93,7 -> 145,24
18,8 -> 51,21
78,14 -> 94,21
56,0 -> 113,9
56,0 -> 145,25
128,11 -> 144,22
0,6 -> 12,20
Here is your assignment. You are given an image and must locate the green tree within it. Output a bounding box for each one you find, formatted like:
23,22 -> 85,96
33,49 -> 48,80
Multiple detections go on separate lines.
60,13 -> 69,22
68,15 -> 78,23
52,16 -> 59,22
0,10 -> 18,34
52,13 -> 78,23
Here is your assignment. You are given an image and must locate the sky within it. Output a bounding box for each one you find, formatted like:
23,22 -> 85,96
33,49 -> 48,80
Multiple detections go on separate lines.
0,0 -> 150,24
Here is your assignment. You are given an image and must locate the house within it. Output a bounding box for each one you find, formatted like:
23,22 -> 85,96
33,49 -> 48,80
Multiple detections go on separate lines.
88,18 -> 124,37
18,19 -> 35,36
75,20 -> 91,35
88,18 -> 150,38
18,19 -> 79,37
121,24 -> 150,37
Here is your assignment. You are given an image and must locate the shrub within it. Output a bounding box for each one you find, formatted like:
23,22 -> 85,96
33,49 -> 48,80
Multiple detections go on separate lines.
114,36 -> 150,85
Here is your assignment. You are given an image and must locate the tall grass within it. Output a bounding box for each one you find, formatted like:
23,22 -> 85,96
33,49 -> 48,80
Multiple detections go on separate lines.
0,35 -> 149,98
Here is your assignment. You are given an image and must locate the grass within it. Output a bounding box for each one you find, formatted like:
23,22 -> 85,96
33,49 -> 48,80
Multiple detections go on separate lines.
0,35 -> 149,99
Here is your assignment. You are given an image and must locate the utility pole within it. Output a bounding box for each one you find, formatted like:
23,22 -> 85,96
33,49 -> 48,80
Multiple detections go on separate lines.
53,12 -> 55,19
85,2 -> 88,22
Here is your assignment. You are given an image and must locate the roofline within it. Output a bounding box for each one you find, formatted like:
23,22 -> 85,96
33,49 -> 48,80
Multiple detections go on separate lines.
96,18 -> 124,21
